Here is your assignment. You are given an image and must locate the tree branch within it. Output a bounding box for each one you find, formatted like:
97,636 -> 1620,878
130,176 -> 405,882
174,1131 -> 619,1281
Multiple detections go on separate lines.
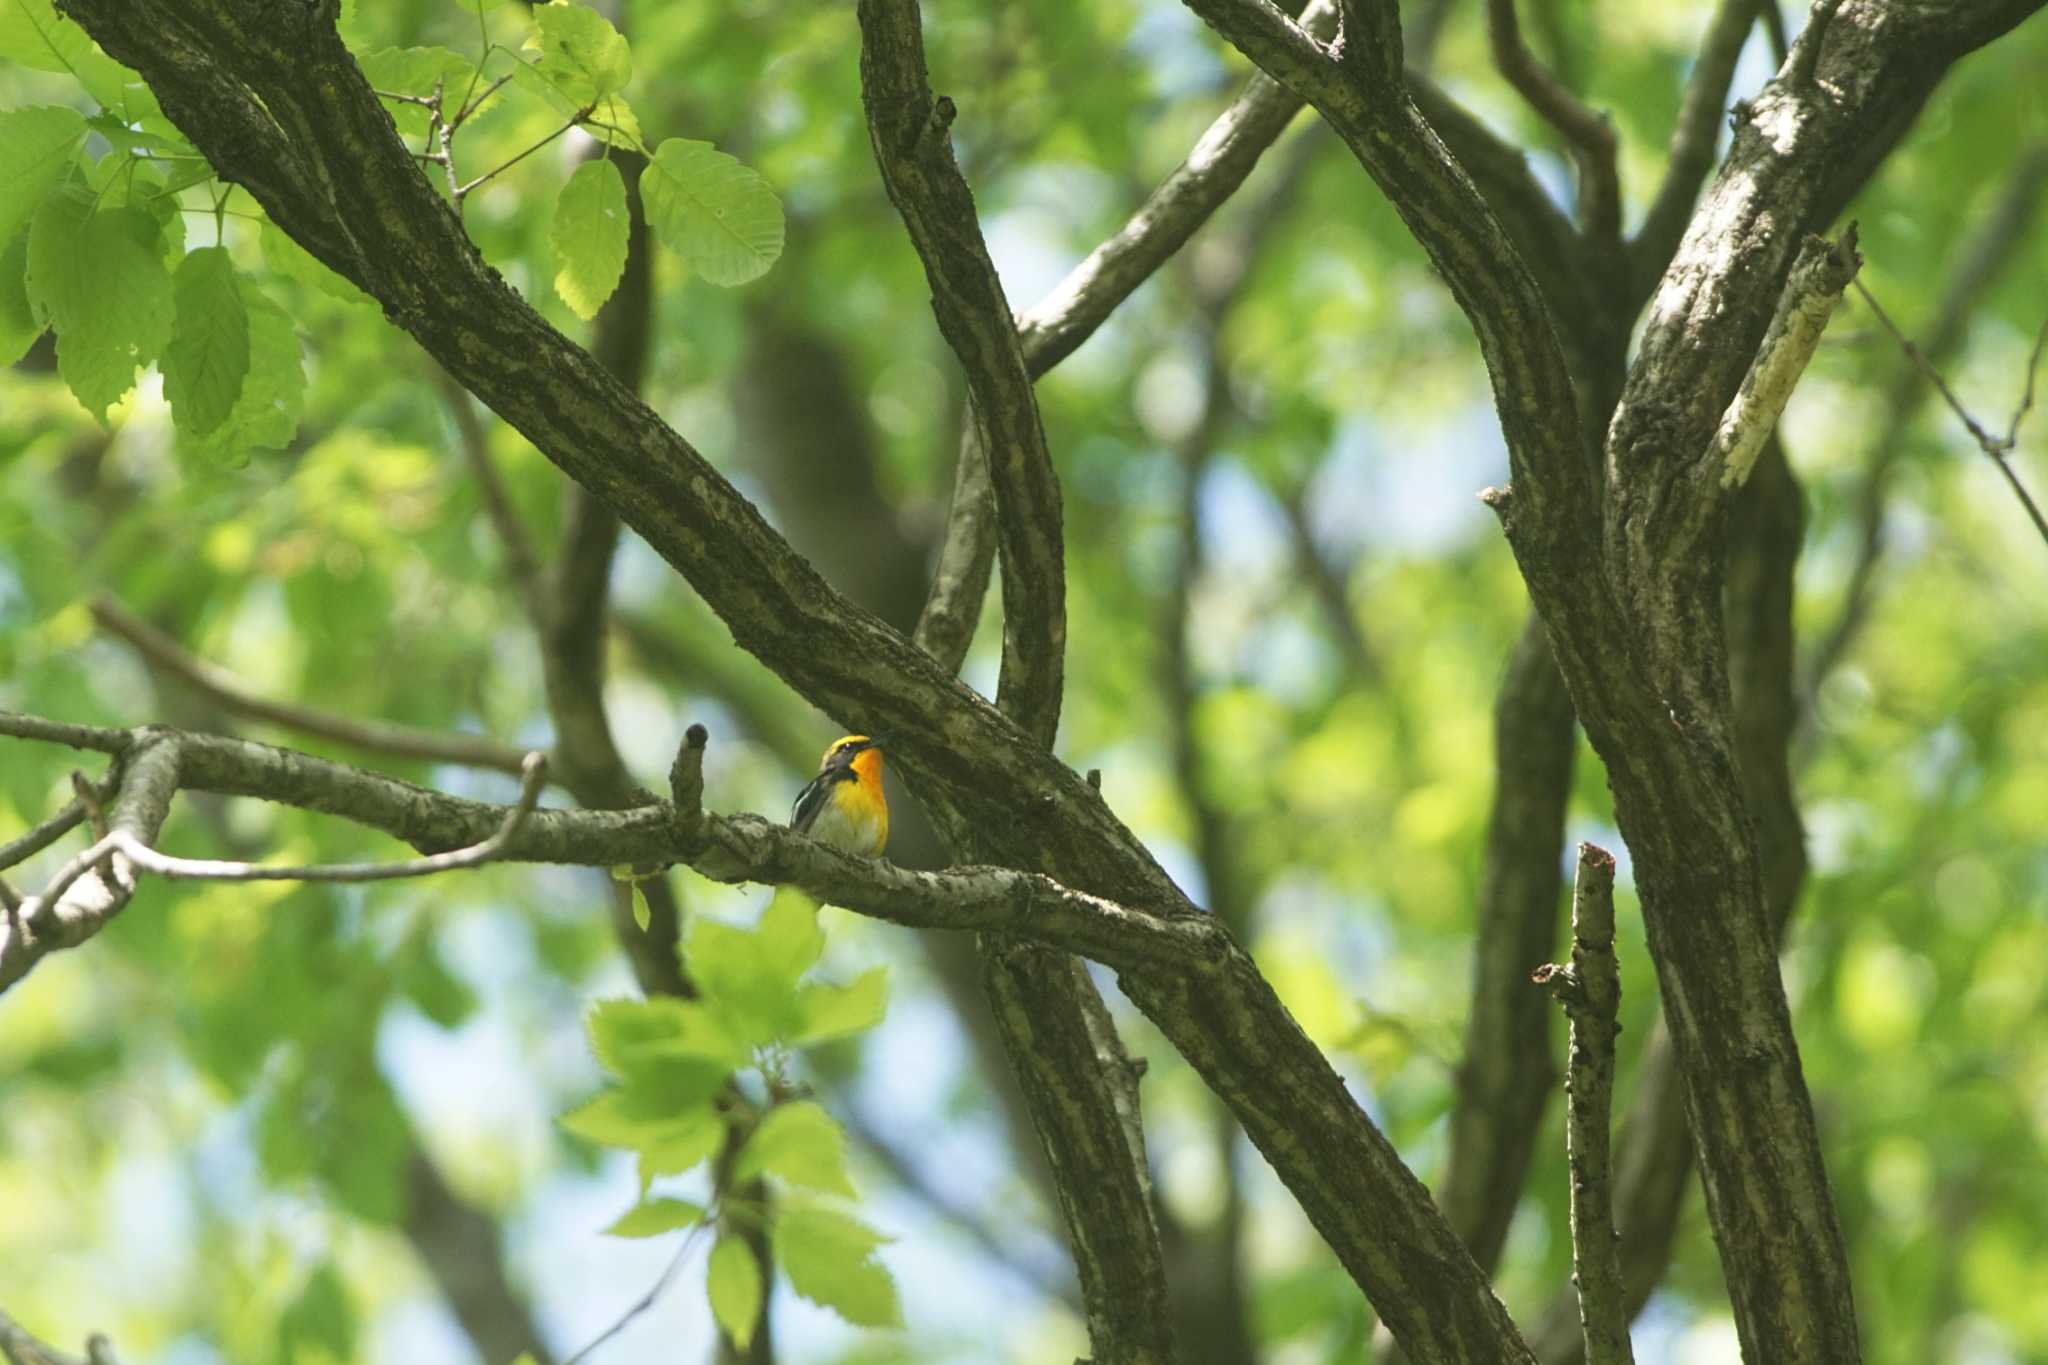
88,595 -> 536,775
857,0 -> 1066,745
0,1309 -> 119,1365
1484,0 -> 1621,242
3,708 -> 1533,1360
1629,0 -> 1761,293
1712,226 -> 1861,491
982,943 -> 1177,1365
1531,844 -> 1633,1365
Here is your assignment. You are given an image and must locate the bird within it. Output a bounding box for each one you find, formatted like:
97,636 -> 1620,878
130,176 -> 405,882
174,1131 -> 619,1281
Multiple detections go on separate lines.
789,734 -> 889,857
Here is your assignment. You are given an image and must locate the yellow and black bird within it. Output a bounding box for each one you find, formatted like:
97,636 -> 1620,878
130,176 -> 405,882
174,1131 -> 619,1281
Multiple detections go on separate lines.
789,735 -> 889,857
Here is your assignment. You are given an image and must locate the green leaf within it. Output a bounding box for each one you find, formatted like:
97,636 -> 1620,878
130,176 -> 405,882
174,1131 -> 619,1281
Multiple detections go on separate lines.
180,281 -> 305,464
0,231 -> 38,368
630,879 -> 652,931
559,1089 -> 664,1150
758,889 -> 825,981
636,1104 -> 725,1182
604,1196 -> 705,1237
707,1236 -> 764,1350
278,1262 -> 356,1364
84,113 -> 194,159
794,967 -> 890,1045
532,1 -> 632,100
163,246 -> 250,437
0,106 -> 88,247
551,157 -> 629,320
736,1100 -> 856,1195
261,219 -> 371,304
776,1207 -> 902,1329
356,46 -> 478,138
0,0 -> 92,75
25,187 -> 174,421
640,138 -> 784,287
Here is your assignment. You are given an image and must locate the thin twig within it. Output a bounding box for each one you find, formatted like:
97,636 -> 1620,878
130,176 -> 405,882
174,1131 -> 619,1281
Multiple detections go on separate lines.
1852,279 -> 2048,549
451,72 -> 513,130
560,1217 -> 714,1365
88,596 -> 536,774
0,799 -> 90,873
0,713 -> 129,755
32,754 -> 545,908
1532,844 -> 1633,1365
455,114 -> 584,202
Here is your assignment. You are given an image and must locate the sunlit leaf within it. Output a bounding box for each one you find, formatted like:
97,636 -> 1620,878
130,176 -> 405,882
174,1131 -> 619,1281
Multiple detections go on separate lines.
552,156 -> 629,319
707,1236 -> 763,1350
605,1196 -> 705,1237
776,1206 -> 901,1329
736,1100 -> 855,1195
640,137 -> 783,287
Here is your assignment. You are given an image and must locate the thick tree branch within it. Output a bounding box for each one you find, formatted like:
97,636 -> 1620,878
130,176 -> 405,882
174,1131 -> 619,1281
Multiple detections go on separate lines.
1183,1 -> 2043,1360
1531,845 -> 1633,1365
917,0 -> 1339,672
3,707 -> 1532,1360
857,0 -> 1066,745
983,944 -> 1177,1365
43,0 -> 1601,1350
1629,0 -> 1761,293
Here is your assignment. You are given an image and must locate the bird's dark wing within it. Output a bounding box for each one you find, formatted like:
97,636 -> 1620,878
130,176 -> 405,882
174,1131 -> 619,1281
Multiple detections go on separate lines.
790,767 -> 855,832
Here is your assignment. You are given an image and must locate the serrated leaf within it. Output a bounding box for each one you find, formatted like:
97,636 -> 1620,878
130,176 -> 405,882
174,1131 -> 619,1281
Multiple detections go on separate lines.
637,1105 -> 725,1182
551,157 -> 629,320
759,888 -> 826,980
736,1100 -> 855,1196
25,187 -> 173,421
532,2 -> 631,99
260,218 -> 370,305
707,1236 -> 763,1350
163,247 -> 249,437
0,0 -> 92,75
0,231 -> 37,367
0,106 -> 88,247
604,1196 -> 705,1238
587,996 -> 689,1074
83,153 -> 183,264
641,138 -> 783,287
180,281 -> 305,464
776,1207 -> 901,1329
794,967 -> 890,1045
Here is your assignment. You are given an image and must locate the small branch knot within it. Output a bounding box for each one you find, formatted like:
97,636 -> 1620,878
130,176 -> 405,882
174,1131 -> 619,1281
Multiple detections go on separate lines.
670,723 -> 708,837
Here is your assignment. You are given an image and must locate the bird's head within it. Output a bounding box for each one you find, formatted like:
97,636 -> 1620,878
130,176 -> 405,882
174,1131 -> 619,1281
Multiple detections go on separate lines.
819,734 -> 888,781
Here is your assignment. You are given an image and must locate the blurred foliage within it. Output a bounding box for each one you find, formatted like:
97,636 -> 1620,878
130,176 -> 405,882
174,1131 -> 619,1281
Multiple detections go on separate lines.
2,0 -> 2046,1361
